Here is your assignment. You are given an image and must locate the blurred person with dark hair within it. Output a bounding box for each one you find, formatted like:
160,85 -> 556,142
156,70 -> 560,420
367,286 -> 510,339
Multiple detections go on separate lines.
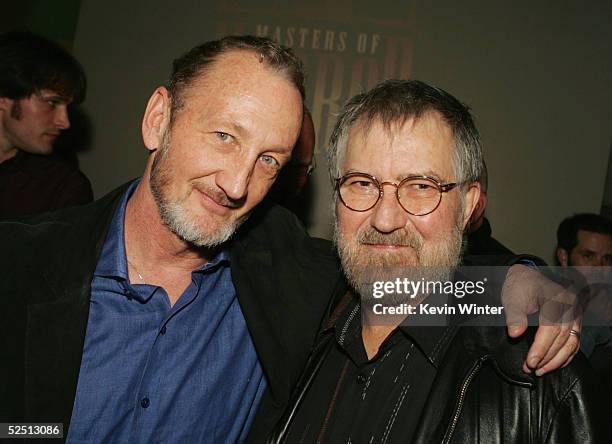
556,213 -> 612,266
270,108 -> 316,222
465,160 -> 513,256
0,30 -> 92,218
556,213 -> 612,395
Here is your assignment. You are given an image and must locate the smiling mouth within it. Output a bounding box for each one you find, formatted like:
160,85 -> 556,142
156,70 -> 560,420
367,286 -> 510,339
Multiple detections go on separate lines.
194,188 -> 237,216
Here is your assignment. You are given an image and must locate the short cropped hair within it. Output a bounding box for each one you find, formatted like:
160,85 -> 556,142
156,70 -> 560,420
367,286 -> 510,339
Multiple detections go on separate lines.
557,213 -> 612,253
167,35 -> 305,119
0,31 -> 86,103
328,79 -> 483,187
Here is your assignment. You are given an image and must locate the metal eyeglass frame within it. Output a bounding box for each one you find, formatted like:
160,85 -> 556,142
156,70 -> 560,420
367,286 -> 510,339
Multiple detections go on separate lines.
335,172 -> 459,216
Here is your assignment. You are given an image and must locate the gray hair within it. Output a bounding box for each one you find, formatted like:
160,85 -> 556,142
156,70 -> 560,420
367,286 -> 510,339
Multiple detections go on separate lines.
167,35 -> 305,120
328,79 -> 483,188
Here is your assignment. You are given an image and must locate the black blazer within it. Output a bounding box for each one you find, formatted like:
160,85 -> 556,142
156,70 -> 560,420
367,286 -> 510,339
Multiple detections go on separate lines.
0,183 -> 344,443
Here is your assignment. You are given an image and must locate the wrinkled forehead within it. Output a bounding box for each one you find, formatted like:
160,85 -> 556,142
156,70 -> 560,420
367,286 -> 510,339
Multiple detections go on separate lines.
341,111 -> 456,180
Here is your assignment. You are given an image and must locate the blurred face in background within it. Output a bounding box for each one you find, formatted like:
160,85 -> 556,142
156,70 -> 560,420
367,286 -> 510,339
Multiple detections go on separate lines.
560,230 -> 612,267
0,89 -> 71,155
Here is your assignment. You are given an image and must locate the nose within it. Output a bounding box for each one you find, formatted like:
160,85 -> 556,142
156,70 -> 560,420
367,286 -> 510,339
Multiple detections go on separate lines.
55,105 -> 70,130
369,184 -> 409,233
215,156 -> 254,203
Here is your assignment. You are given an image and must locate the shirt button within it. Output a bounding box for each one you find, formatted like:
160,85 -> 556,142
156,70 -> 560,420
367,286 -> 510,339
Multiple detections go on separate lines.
140,397 -> 150,408
356,374 -> 367,384
160,325 -> 167,335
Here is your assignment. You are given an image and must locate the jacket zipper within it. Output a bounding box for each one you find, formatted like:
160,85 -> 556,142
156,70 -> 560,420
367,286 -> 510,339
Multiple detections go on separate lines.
441,357 -> 486,444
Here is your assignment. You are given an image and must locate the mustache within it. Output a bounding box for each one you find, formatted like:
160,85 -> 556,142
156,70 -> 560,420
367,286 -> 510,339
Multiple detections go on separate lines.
194,184 -> 243,209
357,227 -> 423,249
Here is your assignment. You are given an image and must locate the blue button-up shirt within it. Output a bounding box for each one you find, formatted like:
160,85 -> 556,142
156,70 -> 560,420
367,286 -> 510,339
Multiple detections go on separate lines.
67,181 -> 266,443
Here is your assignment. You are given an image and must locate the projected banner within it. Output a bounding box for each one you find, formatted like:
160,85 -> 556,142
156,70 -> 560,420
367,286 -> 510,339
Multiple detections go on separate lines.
213,1 -> 415,153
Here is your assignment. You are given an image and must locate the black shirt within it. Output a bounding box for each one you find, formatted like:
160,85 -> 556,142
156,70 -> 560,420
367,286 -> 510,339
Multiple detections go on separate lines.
285,298 -> 452,444
0,150 -> 93,218
465,217 -> 513,256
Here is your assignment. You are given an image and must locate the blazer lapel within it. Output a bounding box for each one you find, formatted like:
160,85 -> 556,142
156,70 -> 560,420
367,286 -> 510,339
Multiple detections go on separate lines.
24,270 -> 92,425
231,243 -> 289,405
23,186 -> 126,427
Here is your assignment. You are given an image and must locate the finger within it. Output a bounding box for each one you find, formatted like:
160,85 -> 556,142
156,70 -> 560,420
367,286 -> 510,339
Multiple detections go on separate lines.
525,324 -> 563,370
560,347 -> 579,369
535,333 -> 581,376
529,286 -> 578,369
509,323 -> 528,338
534,318 -> 581,374
502,265 -> 541,338
503,293 -> 530,338
535,322 -> 575,369
560,321 -> 582,370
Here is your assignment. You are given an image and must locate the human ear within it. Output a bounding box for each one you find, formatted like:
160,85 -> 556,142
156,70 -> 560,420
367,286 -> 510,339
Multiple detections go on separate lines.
141,86 -> 171,152
0,97 -> 13,113
461,182 -> 481,230
556,247 -> 569,266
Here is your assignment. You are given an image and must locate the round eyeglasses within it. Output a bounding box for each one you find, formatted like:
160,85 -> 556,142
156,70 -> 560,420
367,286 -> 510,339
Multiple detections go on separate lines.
335,172 -> 459,216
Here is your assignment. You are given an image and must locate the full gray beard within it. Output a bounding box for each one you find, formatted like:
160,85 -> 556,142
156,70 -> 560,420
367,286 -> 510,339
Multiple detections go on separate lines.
149,131 -> 247,248
334,218 -> 464,306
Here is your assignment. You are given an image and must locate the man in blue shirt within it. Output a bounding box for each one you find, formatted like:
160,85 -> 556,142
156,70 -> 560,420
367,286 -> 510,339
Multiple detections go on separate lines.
0,36 -> 584,443
65,36 -> 306,443
2,35 -> 337,443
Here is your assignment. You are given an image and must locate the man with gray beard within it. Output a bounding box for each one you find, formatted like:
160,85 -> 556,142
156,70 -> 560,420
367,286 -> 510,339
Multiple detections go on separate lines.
273,80 -> 607,443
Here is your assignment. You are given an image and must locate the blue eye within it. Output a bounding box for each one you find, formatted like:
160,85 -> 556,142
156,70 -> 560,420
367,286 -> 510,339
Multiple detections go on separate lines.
260,154 -> 279,168
216,132 -> 231,142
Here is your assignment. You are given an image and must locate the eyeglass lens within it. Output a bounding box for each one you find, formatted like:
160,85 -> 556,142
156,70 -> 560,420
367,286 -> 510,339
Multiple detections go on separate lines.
338,174 -> 442,215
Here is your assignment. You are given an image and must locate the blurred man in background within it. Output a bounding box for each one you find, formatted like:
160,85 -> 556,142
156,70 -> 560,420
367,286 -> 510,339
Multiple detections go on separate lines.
556,213 -> 612,267
270,107 -> 316,223
556,213 -> 612,395
0,30 -> 92,218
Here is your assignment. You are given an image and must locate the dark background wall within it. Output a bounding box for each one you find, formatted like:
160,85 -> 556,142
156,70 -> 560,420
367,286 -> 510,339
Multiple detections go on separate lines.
4,1 -> 612,262
1,0 -> 82,47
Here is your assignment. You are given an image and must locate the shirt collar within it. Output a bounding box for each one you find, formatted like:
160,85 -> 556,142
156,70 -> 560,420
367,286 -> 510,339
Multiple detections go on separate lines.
94,178 -> 230,281
332,294 -> 452,367
94,178 -> 139,280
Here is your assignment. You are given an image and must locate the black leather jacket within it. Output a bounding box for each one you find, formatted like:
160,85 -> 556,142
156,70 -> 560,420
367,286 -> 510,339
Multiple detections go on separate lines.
269,310 -> 610,443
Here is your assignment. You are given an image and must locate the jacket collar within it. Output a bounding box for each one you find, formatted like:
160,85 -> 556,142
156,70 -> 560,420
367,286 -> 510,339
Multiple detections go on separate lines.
329,296 -> 453,368
411,325 -> 535,443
